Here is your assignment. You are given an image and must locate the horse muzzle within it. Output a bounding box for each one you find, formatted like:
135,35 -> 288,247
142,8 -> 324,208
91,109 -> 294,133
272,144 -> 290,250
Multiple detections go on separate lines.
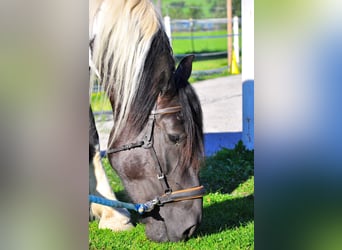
144,196 -> 203,242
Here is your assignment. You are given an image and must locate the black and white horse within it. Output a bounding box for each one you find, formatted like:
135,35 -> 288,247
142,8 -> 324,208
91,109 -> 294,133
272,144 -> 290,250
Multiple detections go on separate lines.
89,0 -> 204,242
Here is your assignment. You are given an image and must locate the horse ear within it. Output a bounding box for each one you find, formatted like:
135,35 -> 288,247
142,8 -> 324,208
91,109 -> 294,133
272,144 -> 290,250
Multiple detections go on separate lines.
175,55 -> 195,81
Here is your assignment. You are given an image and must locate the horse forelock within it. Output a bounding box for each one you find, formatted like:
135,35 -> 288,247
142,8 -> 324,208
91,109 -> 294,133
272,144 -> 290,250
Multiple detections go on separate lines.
90,0 -> 164,145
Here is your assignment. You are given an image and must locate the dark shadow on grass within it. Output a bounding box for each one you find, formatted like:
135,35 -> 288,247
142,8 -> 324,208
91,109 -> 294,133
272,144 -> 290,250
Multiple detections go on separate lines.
195,194 -> 254,236
200,164 -> 253,194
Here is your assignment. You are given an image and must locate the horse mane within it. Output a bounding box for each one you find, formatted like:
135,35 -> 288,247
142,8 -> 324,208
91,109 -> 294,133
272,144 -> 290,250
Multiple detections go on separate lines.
90,0 -> 203,171
90,0 -> 163,142
175,76 -> 204,172
156,71 -> 204,173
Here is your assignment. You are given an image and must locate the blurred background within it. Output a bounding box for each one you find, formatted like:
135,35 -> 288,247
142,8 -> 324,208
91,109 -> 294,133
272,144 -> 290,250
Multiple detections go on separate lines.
153,0 -> 242,82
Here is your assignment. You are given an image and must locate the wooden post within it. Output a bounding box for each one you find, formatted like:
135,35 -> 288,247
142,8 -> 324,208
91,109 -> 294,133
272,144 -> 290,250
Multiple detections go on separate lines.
227,0 -> 232,70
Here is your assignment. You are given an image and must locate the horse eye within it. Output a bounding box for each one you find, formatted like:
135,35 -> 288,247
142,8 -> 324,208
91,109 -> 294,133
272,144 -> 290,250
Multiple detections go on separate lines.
168,134 -> 180,143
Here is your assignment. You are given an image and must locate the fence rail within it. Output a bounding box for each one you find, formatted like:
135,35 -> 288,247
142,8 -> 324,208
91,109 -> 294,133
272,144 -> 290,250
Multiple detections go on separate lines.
172,33 -> 239,40
174,51 -> 227,61
192,66 -> 227,76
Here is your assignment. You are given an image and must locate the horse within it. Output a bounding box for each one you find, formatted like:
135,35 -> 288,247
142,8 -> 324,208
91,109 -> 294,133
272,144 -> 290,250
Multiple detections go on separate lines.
89,0 -> 204,242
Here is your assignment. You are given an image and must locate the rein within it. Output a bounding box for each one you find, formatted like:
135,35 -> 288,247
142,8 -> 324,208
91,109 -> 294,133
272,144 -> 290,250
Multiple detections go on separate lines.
89,185 -> 205,214
91,105 -> 205,214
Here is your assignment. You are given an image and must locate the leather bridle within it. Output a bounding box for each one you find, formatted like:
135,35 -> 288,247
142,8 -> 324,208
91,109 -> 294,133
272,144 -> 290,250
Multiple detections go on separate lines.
106,105 -> 205,208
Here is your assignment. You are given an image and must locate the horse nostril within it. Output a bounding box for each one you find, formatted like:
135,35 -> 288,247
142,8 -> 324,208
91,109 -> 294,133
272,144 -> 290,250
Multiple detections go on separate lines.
182,225 -> 197,240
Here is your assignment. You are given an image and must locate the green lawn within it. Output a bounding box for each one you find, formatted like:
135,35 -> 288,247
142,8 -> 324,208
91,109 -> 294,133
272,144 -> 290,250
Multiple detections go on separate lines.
171,29 -> 241,81
89,142 -> 254,249
171,29 -> 241,55
172,30 -> 228,54
91,91 -> 111,112
195,58 -> 227,70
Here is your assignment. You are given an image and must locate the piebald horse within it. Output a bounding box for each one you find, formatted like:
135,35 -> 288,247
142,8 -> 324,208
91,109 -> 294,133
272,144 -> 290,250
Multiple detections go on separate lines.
89,0 -> 204,242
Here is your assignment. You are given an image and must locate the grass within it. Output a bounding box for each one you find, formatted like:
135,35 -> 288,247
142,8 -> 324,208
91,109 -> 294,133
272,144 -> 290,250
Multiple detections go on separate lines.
171,29 -> 241,55
89,141 -> 254,249
191,58 -> 228,71
189,58 -> 229,82
172,30 -> 228,55
171,28 -> 242,82
190,69 -> 229,83
91,91 -> 111,112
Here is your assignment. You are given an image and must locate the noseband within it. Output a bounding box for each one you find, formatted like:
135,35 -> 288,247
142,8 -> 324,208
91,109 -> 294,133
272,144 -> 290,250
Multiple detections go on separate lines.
106,105 -> 205,209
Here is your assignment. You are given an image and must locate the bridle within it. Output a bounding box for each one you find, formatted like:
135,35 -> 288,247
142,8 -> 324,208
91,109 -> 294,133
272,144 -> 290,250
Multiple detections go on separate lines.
106,105 -> 205,210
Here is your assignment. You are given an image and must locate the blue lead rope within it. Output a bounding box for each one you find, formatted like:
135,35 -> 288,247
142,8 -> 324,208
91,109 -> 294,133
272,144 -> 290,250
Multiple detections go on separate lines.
89,195 -> 158,215
90,186 -> 205,214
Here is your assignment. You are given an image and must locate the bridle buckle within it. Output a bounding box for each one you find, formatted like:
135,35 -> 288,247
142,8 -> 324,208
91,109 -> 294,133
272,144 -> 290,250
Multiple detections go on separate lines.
164,188 -> 172,195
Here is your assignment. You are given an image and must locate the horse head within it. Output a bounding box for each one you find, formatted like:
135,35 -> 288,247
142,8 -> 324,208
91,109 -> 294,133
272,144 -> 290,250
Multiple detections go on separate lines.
107,55 -> 204,242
